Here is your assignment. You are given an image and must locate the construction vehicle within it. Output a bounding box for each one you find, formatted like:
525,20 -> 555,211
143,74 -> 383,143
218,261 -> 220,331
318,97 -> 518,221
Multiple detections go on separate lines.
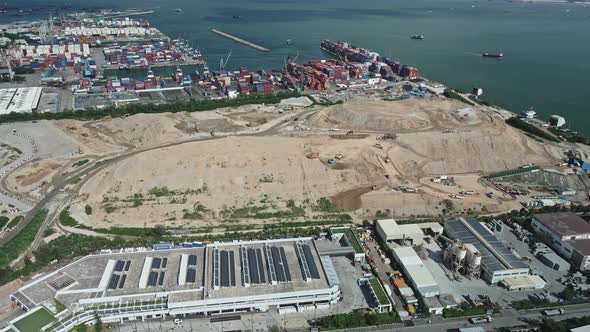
335,153 -> 344,160
384,157 -> 391,163
542,308 -> 564,316
374,143 -> 384,149
469,315 -> 492,324
328,158 -> 336,165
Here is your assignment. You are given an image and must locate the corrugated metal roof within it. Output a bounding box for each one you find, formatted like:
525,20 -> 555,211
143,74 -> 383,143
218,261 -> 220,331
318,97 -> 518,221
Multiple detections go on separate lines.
445,219 -> 529,271
320,256 -> 340,286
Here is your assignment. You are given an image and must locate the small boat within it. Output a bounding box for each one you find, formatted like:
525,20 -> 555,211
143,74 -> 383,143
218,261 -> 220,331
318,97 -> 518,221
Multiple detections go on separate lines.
286,39 -> 293,45
482,52 -> 503,58
232,15 -> 241,19
410,35 -> 425,40
173,8 -> 183,13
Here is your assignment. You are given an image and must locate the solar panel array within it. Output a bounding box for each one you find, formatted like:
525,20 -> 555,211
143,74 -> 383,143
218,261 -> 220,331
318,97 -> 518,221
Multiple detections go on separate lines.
294,242 -> 320,281
247,248 -> 266,285
446,219 -> 529,272
267,246 -> 292,283
48,274 -> 76,291
146,257 -> 168,287
107,260 -> 131,290
220,250 -> 236,288
185,254 -> 198,284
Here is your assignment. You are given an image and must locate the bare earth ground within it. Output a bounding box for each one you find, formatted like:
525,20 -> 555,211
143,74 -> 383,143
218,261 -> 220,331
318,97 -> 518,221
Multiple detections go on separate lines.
56,96 -> 569,229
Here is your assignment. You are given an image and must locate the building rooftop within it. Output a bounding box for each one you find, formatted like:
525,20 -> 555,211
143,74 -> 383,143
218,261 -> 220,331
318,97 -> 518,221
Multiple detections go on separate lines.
533,213 -> 590,237
377,219 -> 424,239
445,218 -> 529,271
15,238 -> 331,309
391,247 -> 439,289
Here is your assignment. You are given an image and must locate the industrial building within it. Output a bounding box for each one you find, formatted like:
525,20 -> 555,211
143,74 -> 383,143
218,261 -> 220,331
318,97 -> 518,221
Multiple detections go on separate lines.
376,219 -> 443,246
531,213 -> 590,271
444,218 -> 531,284
5,238 -> 340,332
0,87 -> 42,114
391,247 -> 440,298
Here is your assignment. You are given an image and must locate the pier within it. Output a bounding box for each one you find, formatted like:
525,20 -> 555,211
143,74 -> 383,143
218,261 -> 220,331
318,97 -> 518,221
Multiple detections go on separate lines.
211,29 -> 270,52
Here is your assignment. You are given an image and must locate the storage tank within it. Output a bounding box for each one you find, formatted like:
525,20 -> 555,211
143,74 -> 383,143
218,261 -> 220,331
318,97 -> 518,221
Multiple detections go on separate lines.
471,252 -> 482,267
454,245 -> 467,260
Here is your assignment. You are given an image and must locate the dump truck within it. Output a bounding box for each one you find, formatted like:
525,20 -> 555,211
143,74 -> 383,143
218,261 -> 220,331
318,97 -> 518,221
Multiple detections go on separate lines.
469,315 -> 492,324
542,308 -> 565,316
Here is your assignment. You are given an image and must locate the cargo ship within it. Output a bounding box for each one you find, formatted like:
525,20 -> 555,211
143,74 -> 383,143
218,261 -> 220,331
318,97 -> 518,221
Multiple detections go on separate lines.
410,35 -> 424,40
482,52 -> 503,58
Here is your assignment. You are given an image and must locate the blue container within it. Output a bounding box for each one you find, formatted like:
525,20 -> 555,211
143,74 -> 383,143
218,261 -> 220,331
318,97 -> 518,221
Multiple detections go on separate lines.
152,243 -> 172,250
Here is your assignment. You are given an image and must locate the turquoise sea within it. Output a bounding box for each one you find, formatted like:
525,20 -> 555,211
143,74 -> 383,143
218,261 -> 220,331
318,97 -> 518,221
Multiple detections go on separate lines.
5,0 -> 590,133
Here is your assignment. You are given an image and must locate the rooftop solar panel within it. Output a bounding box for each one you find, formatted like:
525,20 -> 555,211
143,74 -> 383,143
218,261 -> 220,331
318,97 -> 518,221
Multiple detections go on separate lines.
151,257 -> 161,269
114,260 -> 125,272
271,247 -> 285,282
108,274 -> 120,289
229,251 -> 236,287
158,271 -> 165,286
256,248 -> 266,284
148,271 -> 158,287
162,258 -> 168,269
221,250 -> 229,288
303,245 -> 320,279
446,219 -> 529,271
124,260 -> 131,271
188,255 -> 197,266
118,274 -> 127,289
186,268 -> 196,284
279,247 -> 292,282
247,248 -> 260,284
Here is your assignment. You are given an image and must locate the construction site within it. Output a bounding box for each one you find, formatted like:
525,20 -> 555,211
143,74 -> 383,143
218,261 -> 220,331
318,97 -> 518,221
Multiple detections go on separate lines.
2,93 -> 587,236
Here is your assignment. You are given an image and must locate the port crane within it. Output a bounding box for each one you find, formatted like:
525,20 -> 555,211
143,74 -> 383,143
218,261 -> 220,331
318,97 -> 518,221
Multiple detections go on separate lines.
284,51 -> 301,73
219,50 -> 232,71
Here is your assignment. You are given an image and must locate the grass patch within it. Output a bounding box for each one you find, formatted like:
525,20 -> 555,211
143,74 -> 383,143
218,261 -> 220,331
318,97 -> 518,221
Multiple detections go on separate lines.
0,210 -> 47,267
84,204 -> 92,215
443,89 -> 475,106
369,278 -> 390,305
344,228 -> 364,254
0,215 -> 8,229
1,143 -> 22,155
320,311 -> 399,330
72,159 -> 89,167
182,204 -> 208,220
148,186 -> 173,197
13,307 -> 55,332
548,127 -> 590,145
506,117 -> 559,142
314,197 -> 342,213
442,302 -> 496,318
6,216 -> 23,229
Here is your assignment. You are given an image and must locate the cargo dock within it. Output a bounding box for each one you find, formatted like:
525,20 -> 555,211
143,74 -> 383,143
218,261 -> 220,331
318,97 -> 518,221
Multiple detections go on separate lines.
211,29 -> 270,52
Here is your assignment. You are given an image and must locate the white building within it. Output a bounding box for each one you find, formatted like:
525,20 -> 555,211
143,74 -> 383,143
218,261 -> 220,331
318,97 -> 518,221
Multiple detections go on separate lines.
550,114 -> 566,127
0,87 -> 42,114
376,219 -> 442,246
531,213 -> 590,271
391,247 -> 440,298
6,238 -> 341,332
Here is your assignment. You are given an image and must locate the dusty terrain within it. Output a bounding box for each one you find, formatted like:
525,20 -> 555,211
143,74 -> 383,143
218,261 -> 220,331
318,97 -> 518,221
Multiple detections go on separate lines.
58,96 -> 568,229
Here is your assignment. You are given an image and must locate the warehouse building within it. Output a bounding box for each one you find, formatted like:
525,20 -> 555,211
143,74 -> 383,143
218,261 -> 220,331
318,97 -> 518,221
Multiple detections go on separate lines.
445,218 -> 530,284
531,213 -> 590,271
0,87 -> 42,114
5,238 -> 340,332
391,246 -> 440,298
376,219 -> 442,246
